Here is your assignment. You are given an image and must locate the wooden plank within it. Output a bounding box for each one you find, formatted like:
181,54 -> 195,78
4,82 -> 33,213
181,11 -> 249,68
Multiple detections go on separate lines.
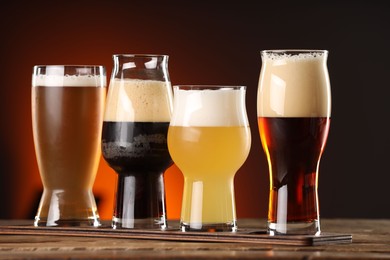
0,224 -> 352,246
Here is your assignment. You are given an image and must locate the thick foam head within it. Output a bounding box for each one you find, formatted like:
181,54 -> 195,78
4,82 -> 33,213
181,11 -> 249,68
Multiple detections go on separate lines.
32,74 -> 106,87
104,79 -> 173,122
257,51 -> 331,117
170,87 -> 249,127
261,50 -> 327,63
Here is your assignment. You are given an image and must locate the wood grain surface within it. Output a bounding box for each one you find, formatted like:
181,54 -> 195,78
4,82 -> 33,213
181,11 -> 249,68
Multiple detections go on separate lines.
0,222 -> 352,246
0,219 -> 388,259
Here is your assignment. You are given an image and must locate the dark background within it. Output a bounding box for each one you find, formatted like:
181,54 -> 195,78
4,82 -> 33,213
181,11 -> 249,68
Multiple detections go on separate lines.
0,1 -> 389,220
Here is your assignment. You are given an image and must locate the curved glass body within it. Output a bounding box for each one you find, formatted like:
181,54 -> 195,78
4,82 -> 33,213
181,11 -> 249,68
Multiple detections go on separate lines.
32,65 -> 106,227
102,54 -> 173,229
257,50 -> 331,235
168,85 -> 251,232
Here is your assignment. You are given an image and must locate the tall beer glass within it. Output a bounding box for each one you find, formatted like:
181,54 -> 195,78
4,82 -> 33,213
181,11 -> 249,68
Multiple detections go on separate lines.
102,54 -> 173,229
32,65 -> 106,227
257,50 -> 331,235
168,86 -> 251,232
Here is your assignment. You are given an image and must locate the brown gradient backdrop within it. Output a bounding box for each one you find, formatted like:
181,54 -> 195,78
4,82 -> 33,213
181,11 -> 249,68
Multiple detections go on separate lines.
0,1 -> 268,220
1,1 -> 389,220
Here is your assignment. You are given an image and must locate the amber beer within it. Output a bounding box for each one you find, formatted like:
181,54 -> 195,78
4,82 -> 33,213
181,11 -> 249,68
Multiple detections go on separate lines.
168,86 -> 251,232
102,77 -> 173,229
258,117 -> 330,221
32,65 -> 106,226
257,50 -> 331,235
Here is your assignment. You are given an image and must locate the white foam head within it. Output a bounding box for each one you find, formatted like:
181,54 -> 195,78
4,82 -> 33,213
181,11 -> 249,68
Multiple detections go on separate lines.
261,50 -> 327,63
104,79 -> 173,122
32,75 -> 106,87
170,86 -> 249,127
257,50 -> 331,117
32,66 -> 106,87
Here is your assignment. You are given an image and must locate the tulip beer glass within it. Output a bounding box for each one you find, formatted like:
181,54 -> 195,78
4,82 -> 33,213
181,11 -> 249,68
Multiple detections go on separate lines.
102,54 -> 173,229
32,65 -> 106,227
257,50 -> 331,235
168,86 -> 251,232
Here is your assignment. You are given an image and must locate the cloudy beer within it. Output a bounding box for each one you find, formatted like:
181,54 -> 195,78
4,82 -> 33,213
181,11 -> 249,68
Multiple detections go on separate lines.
168,86 -> 251,232
32,65 -> 106,226
257,50 -> 331,235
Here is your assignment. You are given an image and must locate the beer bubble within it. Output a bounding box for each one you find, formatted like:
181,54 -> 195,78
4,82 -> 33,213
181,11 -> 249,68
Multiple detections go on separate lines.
102,134 -> 167,159
257,53 -> 331,118
262,51 -> 326,62
104,79 -> 173,122
32,74 -> 105,87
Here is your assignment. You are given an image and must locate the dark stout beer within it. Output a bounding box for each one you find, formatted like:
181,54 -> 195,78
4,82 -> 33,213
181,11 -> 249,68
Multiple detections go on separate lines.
102,121 -> 172,222
102,74 -> 173,229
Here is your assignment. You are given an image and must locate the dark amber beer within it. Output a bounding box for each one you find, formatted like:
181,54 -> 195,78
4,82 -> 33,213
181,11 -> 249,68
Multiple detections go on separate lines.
32,65 -> 106,227
257,50 -> 331,235
258,117 -> 330,223
102,54 -> 173,229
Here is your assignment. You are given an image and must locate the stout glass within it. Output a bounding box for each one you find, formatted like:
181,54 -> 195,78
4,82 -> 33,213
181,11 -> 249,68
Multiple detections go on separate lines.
168,86 -> 251,232
32,65 -> 106,227
102,54 -> 173,229
257,50 -> 331,235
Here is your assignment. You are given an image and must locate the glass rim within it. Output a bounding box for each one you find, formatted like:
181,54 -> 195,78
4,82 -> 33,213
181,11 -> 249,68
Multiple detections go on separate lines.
112,54 -> 169,58
174,85 -> 246,90
32,65 -> 106,78
33,65 -> 105,69
260,49 -> 328,55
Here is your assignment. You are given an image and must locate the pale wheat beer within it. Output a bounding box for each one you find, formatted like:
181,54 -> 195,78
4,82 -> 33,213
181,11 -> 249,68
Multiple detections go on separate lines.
168,86 -> 251,232
257,50 -> 331,235
32,65 -> 106,227
101,55 -> 173,229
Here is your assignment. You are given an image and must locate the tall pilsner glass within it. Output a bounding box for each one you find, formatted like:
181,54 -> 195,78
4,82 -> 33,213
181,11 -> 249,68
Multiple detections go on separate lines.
102,54 -> 173,229
32,65 -> 106,227
168,86 -> 251,232
257,50 -> 331,235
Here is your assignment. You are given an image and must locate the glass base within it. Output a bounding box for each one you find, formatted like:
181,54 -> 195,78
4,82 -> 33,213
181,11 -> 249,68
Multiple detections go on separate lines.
34,216 -> 100,227
112,216 -> 167,229
267,220 -> 320,235
34,189 -> 100,227
180,221 -> 237,232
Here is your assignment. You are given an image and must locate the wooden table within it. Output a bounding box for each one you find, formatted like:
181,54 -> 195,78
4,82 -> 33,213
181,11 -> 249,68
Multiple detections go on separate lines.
0,219 -> 389,259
